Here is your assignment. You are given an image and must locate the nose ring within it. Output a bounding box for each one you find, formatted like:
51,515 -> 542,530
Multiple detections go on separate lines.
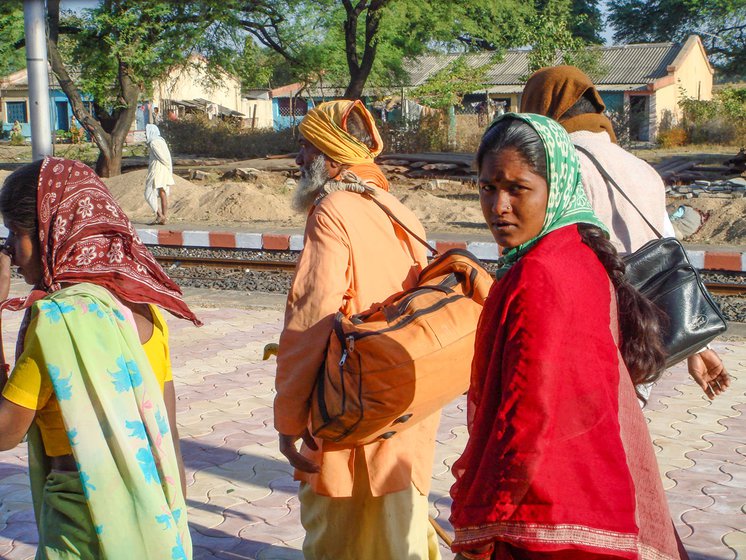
505,205 -> 511,211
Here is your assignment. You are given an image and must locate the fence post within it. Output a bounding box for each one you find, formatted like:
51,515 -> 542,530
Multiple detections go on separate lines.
447,104 -> 456,150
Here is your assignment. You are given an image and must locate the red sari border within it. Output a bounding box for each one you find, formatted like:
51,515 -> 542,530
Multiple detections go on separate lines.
454,522 -> 678,560
454,521 -> 637,553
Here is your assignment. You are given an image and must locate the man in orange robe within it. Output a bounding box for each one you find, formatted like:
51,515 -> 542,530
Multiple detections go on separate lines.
275,100 -> 441,559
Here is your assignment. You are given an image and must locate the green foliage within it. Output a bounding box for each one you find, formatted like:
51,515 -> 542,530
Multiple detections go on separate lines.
218,0 -> 602,102
569,0 -> 603,44
681,87 -> 746,122
680,87 -> 746,144
411,56 -> 492,109
0,1 -> 25,77
223,0 -> 548,96
523,0 -> 605,76
608,0 -> 746,78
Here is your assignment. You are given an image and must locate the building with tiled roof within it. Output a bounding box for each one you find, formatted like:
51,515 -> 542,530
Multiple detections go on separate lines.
272,35 -> 713,141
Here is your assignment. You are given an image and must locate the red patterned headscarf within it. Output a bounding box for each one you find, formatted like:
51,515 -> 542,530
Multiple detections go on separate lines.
2,157 -> 200,325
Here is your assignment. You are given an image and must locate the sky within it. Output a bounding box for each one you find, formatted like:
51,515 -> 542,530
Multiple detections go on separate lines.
60,0 -> 97,10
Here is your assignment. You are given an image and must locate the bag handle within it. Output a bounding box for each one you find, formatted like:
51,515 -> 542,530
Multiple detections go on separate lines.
363,191 -> 440,256
574,145 -> 664,239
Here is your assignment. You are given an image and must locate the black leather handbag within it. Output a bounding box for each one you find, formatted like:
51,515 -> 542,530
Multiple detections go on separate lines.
575,146 -> 727,367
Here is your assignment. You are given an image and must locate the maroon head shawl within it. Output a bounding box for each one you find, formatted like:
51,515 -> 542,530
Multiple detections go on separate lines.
1,157 -> 200,326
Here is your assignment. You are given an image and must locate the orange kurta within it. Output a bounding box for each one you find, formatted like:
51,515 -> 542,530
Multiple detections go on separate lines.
274,188 -> 440,498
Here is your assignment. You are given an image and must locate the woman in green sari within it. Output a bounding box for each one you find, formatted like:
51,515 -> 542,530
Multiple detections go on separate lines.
0,157 -> 200,559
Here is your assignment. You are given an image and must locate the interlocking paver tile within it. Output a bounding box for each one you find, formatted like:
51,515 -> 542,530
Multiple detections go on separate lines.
722,529 -> 746,558
683,523 -> 738,560
1,285 -> 743,559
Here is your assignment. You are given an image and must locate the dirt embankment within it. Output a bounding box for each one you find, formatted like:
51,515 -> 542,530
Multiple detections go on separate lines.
672,196 -> 746,245
0,166 -> 743,244
101,168 -> 490,234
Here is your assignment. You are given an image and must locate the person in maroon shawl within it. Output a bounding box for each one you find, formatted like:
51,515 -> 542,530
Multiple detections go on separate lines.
449,114 -> 688,560
0,158 -> 200,547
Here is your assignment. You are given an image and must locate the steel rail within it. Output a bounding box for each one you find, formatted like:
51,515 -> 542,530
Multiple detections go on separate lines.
155,255 -> 297,272
155,255 -> 746,296
705,282 -> 746,296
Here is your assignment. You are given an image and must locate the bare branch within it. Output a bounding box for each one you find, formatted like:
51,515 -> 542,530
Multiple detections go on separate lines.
240,19 -> 300,64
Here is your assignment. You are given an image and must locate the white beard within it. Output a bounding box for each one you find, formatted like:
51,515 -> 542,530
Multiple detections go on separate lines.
292,156 -> 330,213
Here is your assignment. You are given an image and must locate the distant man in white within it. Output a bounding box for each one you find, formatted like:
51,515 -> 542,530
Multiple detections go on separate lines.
145,124 -> 174,225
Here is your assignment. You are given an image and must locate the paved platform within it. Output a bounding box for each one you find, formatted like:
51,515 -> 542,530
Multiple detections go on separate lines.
0,285 -> 744,559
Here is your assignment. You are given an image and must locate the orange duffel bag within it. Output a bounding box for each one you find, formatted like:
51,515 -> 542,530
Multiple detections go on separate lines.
311,245 -> 493,446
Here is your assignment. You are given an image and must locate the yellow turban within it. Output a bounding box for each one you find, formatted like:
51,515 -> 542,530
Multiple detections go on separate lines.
298,100 -> 384,165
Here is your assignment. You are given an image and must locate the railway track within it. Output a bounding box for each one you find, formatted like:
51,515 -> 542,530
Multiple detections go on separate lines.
706,282 -> 746,296
156,255 -> 296,272
155,255 -> 746,297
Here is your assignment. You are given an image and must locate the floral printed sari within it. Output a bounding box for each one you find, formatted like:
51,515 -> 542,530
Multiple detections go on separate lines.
21,283 -> 191,559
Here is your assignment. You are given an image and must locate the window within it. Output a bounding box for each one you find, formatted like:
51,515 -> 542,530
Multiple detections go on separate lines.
6,101 -> 27,123
278,97 -> 308,117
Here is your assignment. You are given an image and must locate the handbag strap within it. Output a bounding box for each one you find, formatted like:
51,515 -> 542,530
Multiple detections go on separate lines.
0,315 -> 10,386
574,144 -> 664,239
363,191 -> 440,256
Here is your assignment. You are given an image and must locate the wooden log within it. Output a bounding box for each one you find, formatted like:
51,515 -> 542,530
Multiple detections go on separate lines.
378,152 -> 474,166
422,163 -> 461,171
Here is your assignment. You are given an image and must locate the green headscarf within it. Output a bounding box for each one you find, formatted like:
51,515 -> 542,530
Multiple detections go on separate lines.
487,113 -> 609,269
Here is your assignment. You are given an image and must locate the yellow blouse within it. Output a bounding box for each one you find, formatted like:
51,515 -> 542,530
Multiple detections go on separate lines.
2,305 -> 172,457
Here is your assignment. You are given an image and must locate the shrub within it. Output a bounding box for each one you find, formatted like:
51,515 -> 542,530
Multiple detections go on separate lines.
159,114 -> 296,159
657,126 -> 688,148
378,113 -> 448,153
378,111 -> 482,154
9,131 -> 25,146
680,87 -> 746,145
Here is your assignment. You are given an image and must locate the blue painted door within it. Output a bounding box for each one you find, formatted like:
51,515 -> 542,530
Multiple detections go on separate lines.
56,101 -> 69,130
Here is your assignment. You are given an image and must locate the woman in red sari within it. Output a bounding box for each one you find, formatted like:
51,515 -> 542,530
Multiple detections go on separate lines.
449,114 -> 687,560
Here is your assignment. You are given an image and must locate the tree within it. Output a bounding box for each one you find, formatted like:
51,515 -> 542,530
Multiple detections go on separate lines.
569,0 -> 603,44
0,1 -> 237,176
608,0 -> 746,78
225,0 -> 537,99
44,0 -> 239,177
411,56 -> 491,110
524,0 -> 606,77
0,3 -> 25,77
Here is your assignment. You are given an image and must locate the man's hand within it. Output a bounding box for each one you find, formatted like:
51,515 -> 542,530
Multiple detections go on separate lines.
688,349 -> 730,399
279,429 -> 320,473
0,249 -> 11,301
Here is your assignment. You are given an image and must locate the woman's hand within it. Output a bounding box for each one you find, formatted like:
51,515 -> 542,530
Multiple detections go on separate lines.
688,349 -> 730,399
0,248 -> 11,301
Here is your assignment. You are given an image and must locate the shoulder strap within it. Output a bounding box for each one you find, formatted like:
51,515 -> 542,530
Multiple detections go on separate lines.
363,192 -> 439,256
0,315 -> 10,386
574,144 -> 663,239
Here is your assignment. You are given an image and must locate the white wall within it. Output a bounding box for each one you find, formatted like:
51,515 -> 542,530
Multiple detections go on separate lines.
154,58 -> 243,113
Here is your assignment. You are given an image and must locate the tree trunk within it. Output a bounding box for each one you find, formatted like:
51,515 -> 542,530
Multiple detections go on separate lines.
342,1 -> 387,100
96,146 -> 123,178
46,2 -> 138,178
344,70 -> 366,100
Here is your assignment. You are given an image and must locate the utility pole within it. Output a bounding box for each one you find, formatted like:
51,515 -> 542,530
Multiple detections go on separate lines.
24,0 -> 53,160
